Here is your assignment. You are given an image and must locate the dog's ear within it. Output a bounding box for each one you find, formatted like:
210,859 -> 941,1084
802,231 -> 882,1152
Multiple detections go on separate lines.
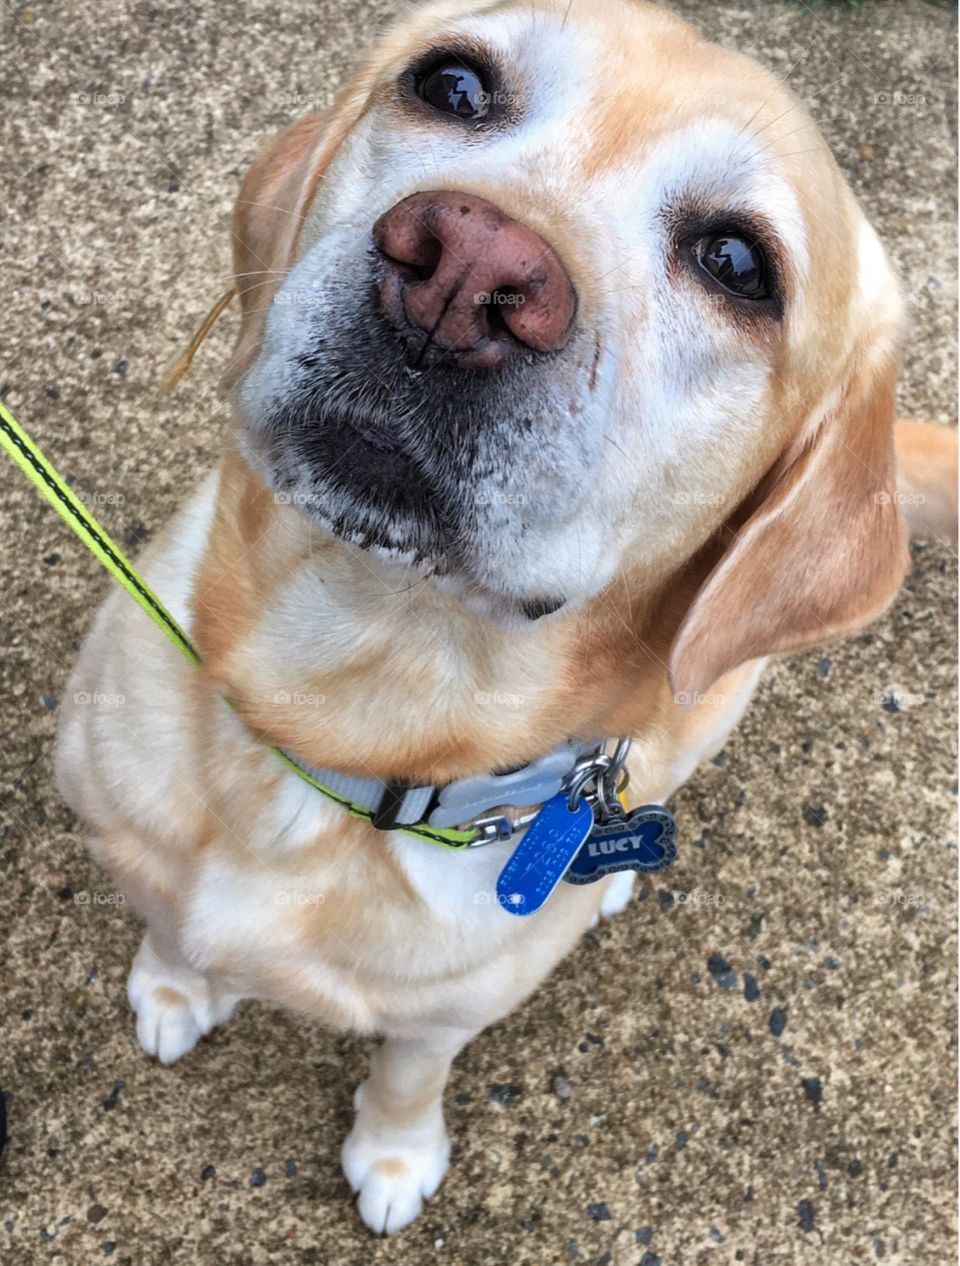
222,104 -> 360,388
224,34 -> 395,387
231,112 -> 331,316
669,340 -> 910,699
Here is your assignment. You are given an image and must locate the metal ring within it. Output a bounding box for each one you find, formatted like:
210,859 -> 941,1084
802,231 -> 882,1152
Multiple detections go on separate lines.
566,763 -> 601,811
595,739 -> 633,816
564,739 -> 632,813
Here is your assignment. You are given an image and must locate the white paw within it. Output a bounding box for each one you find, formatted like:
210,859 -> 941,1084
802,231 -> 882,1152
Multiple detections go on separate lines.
341,1086 -> 450,1234
599,869 -> 637,919
127,937 -> 238,1065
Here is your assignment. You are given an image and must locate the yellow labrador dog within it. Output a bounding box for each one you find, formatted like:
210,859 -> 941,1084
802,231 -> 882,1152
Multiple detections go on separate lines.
54,0 -> 955,1235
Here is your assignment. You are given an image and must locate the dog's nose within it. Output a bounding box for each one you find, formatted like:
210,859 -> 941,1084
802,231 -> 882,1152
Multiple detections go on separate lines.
373,191 -> 577,369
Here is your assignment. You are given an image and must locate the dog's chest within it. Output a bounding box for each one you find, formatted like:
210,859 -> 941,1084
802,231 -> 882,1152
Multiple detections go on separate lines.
181,767 -> 529,1007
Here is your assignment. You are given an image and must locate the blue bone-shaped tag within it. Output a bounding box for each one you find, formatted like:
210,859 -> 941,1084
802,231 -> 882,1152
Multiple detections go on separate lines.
562,805 -> 677,885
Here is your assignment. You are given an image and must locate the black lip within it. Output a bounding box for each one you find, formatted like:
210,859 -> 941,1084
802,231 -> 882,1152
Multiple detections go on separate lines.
259,395 -> 454,563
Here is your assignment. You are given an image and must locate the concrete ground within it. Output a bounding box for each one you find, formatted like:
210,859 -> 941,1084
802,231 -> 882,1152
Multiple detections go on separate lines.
0,1 -> 955,1263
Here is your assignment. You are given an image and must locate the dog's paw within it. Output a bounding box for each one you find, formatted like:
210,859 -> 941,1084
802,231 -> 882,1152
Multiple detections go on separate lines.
341,1087 -> 450,1234
127,936 -> 238,1065
598,869 -> 637,919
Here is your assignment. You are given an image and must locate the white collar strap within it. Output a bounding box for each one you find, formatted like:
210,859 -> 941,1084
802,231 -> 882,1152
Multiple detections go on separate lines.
281,738 -> 606,844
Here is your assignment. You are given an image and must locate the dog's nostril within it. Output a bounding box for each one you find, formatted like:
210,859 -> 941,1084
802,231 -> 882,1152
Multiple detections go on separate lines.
481,288 -> 523,339
401,255 -> 439,283
374,217 -> 444,282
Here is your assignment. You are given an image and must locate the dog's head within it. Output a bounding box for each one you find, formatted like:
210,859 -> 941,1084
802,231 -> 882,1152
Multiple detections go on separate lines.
227,0 -> 907,697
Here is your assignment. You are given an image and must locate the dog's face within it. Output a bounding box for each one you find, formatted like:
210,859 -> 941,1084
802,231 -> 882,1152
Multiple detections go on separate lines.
228,0 -> 907,695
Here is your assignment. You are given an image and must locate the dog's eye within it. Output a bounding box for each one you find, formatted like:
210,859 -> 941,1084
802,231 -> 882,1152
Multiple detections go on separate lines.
695,234 -> 768,299
417,59 -> 490,120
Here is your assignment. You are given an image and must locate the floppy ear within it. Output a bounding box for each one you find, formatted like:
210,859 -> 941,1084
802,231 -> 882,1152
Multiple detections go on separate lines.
230,113 -> 331,315
669,344 -> 910,698
223,39 -> 394,388
222,109 -> 348,388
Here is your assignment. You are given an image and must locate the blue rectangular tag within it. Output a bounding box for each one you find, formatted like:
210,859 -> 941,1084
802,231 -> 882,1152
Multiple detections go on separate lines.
496,793 -> 594,916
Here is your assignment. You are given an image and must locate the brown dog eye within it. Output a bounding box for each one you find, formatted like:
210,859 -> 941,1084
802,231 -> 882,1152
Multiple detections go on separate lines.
696,234 -> 768,299
417,60 -> 490,120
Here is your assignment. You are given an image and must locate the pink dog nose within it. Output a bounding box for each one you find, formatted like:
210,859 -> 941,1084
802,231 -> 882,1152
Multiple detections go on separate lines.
373,191 -> 577,369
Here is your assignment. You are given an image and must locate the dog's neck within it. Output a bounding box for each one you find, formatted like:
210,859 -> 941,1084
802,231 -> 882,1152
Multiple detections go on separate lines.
191,443 -> 692,785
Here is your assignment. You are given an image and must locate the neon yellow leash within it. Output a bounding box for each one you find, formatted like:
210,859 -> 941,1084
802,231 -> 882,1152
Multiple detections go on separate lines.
0,400 -> 475,849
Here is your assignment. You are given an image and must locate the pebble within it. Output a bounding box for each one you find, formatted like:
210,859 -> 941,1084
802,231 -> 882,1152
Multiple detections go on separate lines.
707,953 -> 738,990
102,1080 -> 124,1110
803,804 -> 828,829
769,1008 -> 788,1037
249,1168 -> 267,1188
552,1073 -> 572,1100
488,1084 -> 522,1107
802,1076 -> 823,1107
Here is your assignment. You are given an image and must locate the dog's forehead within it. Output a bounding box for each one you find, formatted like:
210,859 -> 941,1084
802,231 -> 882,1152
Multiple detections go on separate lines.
389,0 -> 833,260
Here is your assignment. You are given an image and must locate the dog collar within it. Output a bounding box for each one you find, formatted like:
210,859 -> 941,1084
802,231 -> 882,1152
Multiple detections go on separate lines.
0,401 -> 634,851
275,736 -> 621,847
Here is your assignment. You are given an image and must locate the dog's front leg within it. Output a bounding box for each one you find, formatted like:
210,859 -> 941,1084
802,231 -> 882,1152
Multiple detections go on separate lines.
342,1023 -> 477,1234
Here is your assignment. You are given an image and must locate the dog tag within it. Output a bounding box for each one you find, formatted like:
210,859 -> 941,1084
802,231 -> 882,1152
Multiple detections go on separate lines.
562,805 -> 677,885
496,793 -> 594,917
